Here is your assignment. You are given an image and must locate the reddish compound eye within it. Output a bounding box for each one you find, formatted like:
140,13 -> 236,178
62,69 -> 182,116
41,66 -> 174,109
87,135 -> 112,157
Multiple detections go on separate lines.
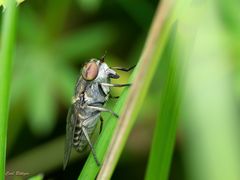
82,62 -> 99,80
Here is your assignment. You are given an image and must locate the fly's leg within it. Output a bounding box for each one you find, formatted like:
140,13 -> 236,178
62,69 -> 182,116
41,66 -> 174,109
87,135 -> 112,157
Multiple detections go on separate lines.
81,126 -> 101,166
109,94 -> 119,99
99,116 -> 104,134
87,105 -> 119,118
110,65 -> 136,72
101,83 -> 131,87
104,65 -> 135,88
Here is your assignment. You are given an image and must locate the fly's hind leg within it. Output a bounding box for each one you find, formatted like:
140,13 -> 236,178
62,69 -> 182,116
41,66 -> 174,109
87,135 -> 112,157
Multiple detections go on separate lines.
99,116 -> 104,134
81,126 -> 101,166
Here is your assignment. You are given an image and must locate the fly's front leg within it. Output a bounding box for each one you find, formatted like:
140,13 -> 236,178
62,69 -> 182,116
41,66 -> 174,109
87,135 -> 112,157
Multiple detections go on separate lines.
110,65 -> 136,72
101,83 -> 131,87
87,105 -> 119,118
81,126 -> 101,166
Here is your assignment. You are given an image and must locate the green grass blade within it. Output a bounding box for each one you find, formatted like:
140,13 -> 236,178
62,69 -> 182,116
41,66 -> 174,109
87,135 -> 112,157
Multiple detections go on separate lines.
145,23 -> 181,180
0,0 -> 18,179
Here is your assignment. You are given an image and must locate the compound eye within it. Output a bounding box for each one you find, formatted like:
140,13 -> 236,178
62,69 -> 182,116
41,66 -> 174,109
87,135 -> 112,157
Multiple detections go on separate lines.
82,62 -> 99,80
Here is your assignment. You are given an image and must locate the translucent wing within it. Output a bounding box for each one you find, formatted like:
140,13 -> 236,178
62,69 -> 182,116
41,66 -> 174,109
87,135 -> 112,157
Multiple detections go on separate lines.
63,105 -> 76,170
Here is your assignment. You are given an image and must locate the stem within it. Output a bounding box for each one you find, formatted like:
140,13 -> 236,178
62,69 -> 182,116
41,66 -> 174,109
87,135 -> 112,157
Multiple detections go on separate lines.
145,23 -> 181,180
0,0 -> 17,179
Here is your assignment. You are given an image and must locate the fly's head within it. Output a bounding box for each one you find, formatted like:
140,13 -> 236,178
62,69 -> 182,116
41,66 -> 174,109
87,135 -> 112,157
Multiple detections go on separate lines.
82,58 -> 119,82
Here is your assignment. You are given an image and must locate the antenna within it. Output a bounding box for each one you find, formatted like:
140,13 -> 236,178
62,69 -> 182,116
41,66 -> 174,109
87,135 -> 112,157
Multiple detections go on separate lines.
100,51 -> 107,62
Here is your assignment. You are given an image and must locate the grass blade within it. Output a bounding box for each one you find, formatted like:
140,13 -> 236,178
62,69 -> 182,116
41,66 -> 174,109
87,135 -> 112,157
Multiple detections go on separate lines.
145,23 -> 181,180
0,0 -> 18,179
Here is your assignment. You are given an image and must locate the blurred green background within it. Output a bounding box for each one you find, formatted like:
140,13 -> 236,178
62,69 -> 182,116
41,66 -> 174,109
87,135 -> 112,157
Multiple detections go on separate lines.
3,0 -> 240,179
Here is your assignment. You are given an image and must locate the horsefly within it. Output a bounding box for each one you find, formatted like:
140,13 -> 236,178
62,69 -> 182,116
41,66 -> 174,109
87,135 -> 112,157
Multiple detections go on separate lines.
63,54 -> 135,170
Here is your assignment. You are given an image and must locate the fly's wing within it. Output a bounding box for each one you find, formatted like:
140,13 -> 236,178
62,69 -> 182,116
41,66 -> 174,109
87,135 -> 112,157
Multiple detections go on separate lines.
63,105 -> 76,170
75,76 -> 87,96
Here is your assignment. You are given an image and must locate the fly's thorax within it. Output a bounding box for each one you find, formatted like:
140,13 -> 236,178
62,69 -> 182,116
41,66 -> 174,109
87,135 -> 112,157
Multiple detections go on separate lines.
84,82 -> 108,104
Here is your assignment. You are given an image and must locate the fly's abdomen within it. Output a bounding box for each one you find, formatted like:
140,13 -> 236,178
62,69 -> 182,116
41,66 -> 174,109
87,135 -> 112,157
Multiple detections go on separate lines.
73,114 -> 100,151
73,132 -> 88,152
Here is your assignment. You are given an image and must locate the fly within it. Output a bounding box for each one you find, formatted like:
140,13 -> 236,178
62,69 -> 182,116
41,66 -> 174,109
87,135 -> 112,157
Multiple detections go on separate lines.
63,54 -> 135,170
